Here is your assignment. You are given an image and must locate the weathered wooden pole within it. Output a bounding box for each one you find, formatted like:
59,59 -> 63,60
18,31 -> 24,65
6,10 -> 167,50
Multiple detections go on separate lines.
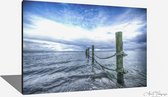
85,48 -> 88,58
91,45 -> 95,74
87,48 -> 90,58
115,31 -> 124,85
92,45 -> 94,65
87,48 -> 90,63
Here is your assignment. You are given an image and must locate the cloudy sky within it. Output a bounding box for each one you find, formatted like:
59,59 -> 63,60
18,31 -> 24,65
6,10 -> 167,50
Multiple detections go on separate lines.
23,1 -> 147,51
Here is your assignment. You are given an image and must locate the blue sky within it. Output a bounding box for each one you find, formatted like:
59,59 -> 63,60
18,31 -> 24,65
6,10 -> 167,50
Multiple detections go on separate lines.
23,1 -> 147,51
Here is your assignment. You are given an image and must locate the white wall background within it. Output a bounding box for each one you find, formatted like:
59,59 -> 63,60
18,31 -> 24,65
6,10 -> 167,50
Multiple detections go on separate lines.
0,0 -> 168,97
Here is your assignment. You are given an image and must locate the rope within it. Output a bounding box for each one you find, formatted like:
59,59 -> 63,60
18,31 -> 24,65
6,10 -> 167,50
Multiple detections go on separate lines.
93,59 -> 117,81
94,58 -> 116,71
88,55 -> 92,60
85,46 -> 128,81
92,64 -> 101,70
95,53 -> 116,59
88,54 -> 92,59
105,70 -> 117,80
116,51 -> 127,56
94,51 -> 127,59
89,55 -> 117,81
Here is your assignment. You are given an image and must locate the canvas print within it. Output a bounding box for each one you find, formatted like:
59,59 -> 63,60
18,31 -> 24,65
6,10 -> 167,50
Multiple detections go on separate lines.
23,1 -> 147,94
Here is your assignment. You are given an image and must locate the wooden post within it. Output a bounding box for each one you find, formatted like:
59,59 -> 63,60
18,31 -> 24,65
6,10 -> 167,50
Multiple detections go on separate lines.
92,45 -> 94,65
91,45 -> 95,74
87,48 -> 90,63
85,48 -> 88,58
88,48 -> 90,58
115,31 -> 124,85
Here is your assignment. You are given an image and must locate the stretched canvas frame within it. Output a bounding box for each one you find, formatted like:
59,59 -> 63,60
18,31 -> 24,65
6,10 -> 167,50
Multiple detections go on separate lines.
22,0 -> 147,95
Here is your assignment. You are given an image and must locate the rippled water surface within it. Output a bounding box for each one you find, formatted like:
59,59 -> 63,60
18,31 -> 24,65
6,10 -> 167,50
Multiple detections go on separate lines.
23,50 -> 146,94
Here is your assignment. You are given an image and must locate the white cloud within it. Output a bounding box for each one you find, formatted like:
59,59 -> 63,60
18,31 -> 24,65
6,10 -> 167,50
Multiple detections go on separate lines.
24,38 -> 83,51
25,15 -> 144,42
24,14 -> 145,51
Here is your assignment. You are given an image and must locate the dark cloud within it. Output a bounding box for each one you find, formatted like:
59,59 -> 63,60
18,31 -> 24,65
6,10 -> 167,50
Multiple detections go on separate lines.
133,33 -> 147,43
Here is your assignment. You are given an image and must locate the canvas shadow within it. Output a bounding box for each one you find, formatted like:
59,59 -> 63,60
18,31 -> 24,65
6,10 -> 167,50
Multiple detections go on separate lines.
1,75 -> 22,93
